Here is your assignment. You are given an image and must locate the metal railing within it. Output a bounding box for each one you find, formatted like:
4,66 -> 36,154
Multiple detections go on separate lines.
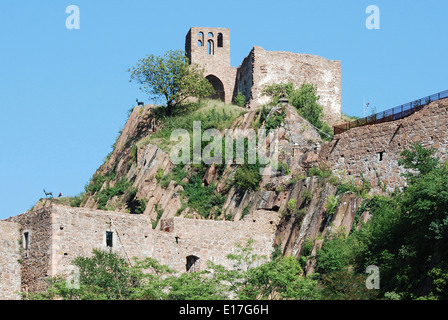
334,89 -> 448,135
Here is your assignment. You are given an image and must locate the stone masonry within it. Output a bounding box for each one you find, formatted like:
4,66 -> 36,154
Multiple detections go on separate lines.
321,98 -> 448,193
0,221 -> 21,300
185,27 -> 342,125
1,203 -> 280,297
235,46 -> 341,125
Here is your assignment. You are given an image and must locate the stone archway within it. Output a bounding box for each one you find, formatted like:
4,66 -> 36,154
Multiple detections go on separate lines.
205,74 -> 225,102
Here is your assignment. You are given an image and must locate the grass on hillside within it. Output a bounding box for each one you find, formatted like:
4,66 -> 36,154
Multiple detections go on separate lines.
140,99 -> 248,153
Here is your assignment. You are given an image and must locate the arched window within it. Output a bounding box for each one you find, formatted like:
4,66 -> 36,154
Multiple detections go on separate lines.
198,32 -> 204,47
208,32 -> 214,37
207,39 -> 214,55
217,33 -> 223,47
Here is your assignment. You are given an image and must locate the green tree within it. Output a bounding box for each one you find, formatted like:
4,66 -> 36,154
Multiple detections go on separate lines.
398,142 -> 439,184
241,256 -> 322,300
128,50 -> 214,114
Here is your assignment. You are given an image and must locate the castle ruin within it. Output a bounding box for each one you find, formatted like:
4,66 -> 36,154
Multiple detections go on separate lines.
2,27 -> 448,300
185,27 -> 342,125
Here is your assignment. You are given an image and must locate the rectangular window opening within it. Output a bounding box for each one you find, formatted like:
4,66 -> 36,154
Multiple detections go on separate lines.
106,231 -> 113,248
23,232 -> 30,250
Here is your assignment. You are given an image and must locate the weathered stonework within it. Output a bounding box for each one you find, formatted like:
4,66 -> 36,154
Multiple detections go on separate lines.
48,205 -> 152,278
186,27 -> 237,104
0,221 -> 21,300
6,206 -> 53,294
235,46 -> 342,125
152,210 -> 280,272
321,98 -> 448,193
1,203 -> 281,295
185,27 -> 342,125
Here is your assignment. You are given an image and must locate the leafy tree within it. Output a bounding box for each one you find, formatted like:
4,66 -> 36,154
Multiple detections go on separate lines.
320,270 -> 378,300
128,50 -> 214,114
241,256 -> 322,300
398,142 -> 439,184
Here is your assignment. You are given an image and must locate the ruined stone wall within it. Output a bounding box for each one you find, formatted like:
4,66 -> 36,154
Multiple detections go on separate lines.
48,205 -> 152,278
322,98 -> 448,193
6,206 -> 53,294
236,46 -> 342,125
0,221 -> 21,300
151,210 -> 280,272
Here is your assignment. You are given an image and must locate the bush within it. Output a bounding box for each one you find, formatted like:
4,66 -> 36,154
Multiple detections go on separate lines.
234,165 -> 262,191
287,199 -> 297,214
234,92 -> 246,107
183,173 -> 225,218
95,177 -> 131,210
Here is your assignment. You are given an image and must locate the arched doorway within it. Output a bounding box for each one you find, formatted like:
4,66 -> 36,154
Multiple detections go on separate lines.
205,74 -> 225,102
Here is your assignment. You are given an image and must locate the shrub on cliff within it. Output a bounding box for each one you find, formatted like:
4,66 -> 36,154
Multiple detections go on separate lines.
262,82 -> 333,140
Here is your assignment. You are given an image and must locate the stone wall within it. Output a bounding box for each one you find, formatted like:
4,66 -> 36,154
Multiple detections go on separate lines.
236,46 -> 341,125
49,205 -> 152,278
321,98 -> 448,193
151,210 -> 280,272
0,221 -> 21,300
6,205 -> 53,294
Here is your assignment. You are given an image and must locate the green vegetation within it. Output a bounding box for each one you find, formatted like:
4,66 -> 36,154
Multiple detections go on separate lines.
157,164 -> 188,189
234,165 -> 262,191
182,170 -> 225,219
262,82 -> 333,140
95,177 -> 131,211
234,92 -> 246,107
27,240 -> 321,300
315,143 -> 448,300
152,204 -> 164,229
147,99 -> 246,154
128,50 -> 214,115
264,108 -> 286,134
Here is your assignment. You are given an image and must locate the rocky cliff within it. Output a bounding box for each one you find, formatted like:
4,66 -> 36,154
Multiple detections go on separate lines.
77,101 -> 364,272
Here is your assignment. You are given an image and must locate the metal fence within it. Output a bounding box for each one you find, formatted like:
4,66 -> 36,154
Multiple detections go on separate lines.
334,89 -> 448,135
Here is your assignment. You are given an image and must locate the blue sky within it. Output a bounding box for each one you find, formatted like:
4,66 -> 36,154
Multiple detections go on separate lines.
1,0 -> 447,219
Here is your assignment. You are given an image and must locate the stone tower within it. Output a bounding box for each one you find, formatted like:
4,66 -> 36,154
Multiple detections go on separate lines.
185,27 -> 237,104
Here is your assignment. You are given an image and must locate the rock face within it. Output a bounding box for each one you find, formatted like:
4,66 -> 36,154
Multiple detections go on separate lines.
79,101 -> 363,277
2,101 -> 367,298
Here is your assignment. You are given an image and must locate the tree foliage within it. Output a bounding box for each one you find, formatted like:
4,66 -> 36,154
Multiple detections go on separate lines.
316,143 -> 448,300
128,50 -> 214,114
